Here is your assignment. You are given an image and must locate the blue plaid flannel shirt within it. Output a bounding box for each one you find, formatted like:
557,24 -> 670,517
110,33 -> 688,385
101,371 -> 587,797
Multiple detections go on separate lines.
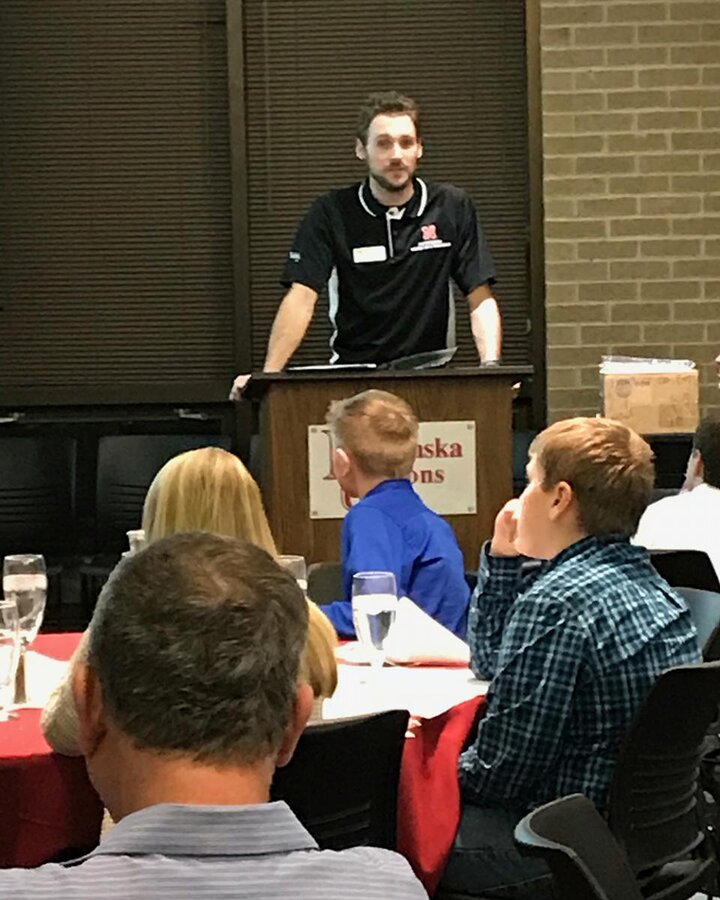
459,534 -> 700,811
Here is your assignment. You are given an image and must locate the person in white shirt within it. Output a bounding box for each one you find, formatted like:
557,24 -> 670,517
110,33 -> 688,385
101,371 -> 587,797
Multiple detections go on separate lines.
634,416 -> 720,578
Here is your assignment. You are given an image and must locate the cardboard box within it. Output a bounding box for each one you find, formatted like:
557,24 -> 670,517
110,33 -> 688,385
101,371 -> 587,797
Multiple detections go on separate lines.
602,370 -> 699,435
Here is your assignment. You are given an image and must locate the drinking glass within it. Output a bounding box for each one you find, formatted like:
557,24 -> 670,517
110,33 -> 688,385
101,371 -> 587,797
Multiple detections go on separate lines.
277,555 -> 308,592
126,529 -> 146,553
3,554 -> 47,705
351,571 -> 398,668
0,599 -> 20,721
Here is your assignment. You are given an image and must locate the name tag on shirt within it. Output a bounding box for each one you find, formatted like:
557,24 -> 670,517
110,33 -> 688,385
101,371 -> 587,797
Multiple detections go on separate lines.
353,245 -> 387,264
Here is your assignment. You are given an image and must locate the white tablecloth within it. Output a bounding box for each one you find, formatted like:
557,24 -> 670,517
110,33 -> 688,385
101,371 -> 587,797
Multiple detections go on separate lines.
323,663 -> 488,721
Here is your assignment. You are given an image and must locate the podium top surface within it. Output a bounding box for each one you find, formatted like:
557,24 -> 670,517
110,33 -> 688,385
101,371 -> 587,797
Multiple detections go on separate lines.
244,364 -> 533,400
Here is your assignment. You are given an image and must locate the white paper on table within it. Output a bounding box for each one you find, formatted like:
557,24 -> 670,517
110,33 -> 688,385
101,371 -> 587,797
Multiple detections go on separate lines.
20,651 -> 70,709
336,596 -> 470,667
323,664 -> 488,721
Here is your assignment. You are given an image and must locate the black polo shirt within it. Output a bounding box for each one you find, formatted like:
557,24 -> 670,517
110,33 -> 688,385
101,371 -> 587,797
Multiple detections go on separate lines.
281,177 -> 496,365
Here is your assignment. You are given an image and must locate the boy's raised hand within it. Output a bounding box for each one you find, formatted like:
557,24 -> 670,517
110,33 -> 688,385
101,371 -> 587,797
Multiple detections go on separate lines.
490,498 -> 521,557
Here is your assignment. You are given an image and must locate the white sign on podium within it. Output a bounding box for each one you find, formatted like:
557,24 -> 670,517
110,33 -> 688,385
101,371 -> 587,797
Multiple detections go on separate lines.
308,421 -> 476,519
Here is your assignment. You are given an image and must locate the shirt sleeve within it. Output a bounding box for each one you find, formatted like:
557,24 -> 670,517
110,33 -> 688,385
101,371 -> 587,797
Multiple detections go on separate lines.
320,505 -> 405,639
450,192 -> 496,295
467,547 -> 524,680
460,591 -> 585,807
280,196 -> 336,293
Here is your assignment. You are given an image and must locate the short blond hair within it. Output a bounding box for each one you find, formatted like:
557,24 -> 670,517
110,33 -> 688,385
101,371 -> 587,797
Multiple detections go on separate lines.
327,389 -> 418,478
142,447 -> 277,556
530,417 -> 654,537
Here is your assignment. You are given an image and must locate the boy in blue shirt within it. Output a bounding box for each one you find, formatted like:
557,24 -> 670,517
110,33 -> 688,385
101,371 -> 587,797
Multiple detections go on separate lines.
319,389 -> 469,638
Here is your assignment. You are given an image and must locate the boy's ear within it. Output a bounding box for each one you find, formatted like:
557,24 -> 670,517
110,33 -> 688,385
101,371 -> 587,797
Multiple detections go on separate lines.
548,480 -> 575,520
355,138 -> 366,161
333,447 -> 352,479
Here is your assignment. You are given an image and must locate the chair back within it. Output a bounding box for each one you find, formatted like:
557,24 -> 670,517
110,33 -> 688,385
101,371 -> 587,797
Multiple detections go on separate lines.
270,709 -> 408,850
95,434 -> 231,550
512,429 -> 537,496
608,662 -> 720,884
0,436 -> 76,556
649,549 -> 720,593
675,587 -> 720,660
515,794 -> 643,900
307,561 -> 343,606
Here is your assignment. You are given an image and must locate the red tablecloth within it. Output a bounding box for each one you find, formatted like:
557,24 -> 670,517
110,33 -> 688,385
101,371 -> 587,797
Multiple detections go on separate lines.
398,695 -> 486,895
0,633 -> 485,896
0,634 -> 103,868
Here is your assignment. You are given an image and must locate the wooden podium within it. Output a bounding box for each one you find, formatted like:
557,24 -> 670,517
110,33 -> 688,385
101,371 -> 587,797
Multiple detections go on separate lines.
246,366 -> 531,567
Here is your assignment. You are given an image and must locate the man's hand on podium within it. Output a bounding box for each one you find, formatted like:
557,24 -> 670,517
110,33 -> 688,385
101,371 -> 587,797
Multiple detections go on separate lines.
229,373 -> 252,401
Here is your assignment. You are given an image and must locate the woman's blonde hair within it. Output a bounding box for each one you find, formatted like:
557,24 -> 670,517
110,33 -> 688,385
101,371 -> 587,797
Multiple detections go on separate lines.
141,446 -> 337,701
303,601 -> 339,700
142,447 -> 277,556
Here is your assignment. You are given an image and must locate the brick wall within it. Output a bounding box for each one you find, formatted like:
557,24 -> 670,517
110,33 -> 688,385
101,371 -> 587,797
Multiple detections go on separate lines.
540,1 -> 720,422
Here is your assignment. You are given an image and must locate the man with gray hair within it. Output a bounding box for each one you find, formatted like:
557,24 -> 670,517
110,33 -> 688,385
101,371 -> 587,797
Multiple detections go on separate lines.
0,533 -> 426,898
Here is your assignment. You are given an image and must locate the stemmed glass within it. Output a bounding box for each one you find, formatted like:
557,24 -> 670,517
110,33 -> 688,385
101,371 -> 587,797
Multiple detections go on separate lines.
0,599 -> 20,721
2,554 -> 47,706
277,555 -> 308,592
351,571 -> 398,668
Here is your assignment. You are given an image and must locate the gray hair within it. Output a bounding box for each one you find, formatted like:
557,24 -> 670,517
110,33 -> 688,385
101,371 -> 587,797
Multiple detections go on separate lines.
87,532 -> 308,765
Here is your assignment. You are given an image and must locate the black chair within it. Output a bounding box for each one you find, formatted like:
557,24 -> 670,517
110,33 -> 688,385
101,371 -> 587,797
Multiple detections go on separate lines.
512,429 -> 537,496
675,587 -> 720,661
0,436 -> 76,555
307,561 -> 343,606
607,661 -> 720,900
650,549 -> 720,593
0,436 -> 77,619
515,793 -> 643,900
81,434 -> 232,614
270,709 -> 408,850
94,434 -> 232,551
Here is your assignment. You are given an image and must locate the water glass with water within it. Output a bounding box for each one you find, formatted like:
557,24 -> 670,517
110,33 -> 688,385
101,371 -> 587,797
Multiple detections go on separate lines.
126,529 -> 146,553
0,599 -> 20,721
277,555 -> 308,592
3,554 -> 47,705
351,571 -> 398,667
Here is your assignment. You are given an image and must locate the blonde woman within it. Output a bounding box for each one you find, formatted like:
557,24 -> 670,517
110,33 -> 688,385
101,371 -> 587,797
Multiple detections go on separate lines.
42,447 -> 337,754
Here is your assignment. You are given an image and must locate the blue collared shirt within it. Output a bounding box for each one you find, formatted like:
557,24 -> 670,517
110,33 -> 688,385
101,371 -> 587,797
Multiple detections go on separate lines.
0,802 -> 427,898
459,535 -> 700,811
321,479 -> 469,638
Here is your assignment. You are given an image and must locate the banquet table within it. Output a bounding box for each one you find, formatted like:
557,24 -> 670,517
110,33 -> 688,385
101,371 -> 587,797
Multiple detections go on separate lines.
0,633 -> 486,896
0,634 -> 103,869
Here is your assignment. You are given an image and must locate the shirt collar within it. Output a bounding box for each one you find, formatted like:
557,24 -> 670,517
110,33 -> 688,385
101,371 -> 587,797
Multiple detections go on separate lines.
357,177 -> 428,219
364,478 -> 414,499
87,802 -> 318,858
544,534 -> 635,573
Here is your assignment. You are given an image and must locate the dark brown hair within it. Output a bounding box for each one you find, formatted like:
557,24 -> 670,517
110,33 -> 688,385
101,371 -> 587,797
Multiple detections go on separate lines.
356,91 -> 421,146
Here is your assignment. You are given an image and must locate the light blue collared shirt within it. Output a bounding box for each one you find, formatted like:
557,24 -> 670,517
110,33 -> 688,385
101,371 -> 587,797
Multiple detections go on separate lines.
0,801 -> 427,899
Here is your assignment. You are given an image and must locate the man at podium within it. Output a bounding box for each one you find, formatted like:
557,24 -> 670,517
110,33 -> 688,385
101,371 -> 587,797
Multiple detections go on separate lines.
230,91 -> 502,399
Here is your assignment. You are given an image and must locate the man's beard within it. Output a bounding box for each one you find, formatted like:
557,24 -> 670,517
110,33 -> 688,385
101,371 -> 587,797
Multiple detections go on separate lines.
370,168 -> 412,193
